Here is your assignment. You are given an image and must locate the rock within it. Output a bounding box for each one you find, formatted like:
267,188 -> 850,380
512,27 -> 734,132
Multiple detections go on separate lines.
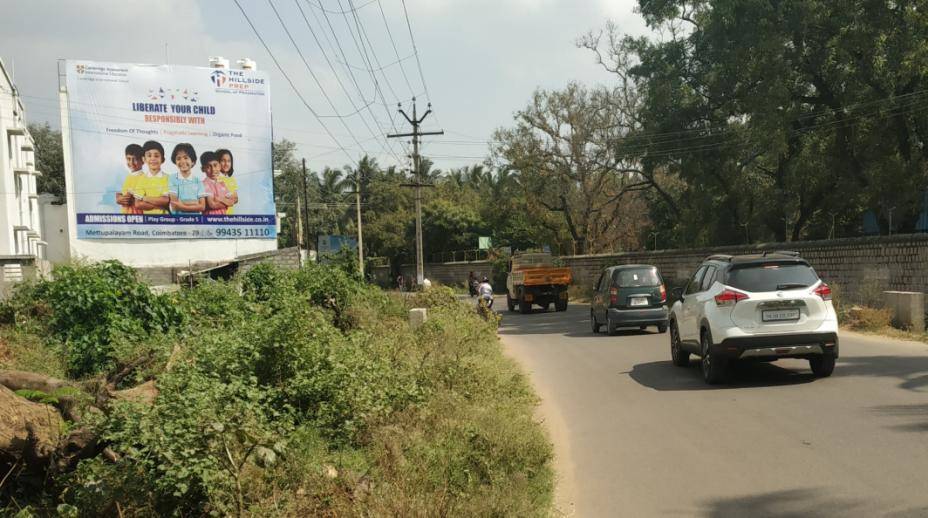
409,308 -> 428,329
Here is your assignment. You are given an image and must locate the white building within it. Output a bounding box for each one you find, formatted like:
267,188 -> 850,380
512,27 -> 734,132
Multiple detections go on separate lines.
0,58 -> 44,261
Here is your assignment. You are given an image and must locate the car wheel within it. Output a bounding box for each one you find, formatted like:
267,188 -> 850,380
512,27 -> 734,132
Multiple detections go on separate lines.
670,321 -> 689,367
555,300 -> 568,312
607,313 -> 619,336
701,328 -> 728,384
507,294 -> 515,312
809,354 -> 836,377
544,303 -> 551,312
639,325 -> 647,331
591,310 -> 601,334
519,294 -> 532,314
657,323 -> 668,334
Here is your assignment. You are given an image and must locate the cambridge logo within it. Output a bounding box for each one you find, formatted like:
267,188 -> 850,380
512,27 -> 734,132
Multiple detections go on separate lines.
210,70 -> 227,87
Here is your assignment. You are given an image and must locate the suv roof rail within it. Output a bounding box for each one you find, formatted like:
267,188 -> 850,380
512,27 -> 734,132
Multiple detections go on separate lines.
763,250 -> 801,257
707,254 -> 733,262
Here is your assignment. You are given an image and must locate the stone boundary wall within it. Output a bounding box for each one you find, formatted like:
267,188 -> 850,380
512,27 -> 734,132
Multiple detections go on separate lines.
236,246 -> 302,274
377,234 -> 928,304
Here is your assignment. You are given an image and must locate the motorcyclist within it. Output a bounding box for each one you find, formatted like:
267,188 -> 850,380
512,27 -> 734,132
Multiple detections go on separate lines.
468,271 -> 478,296
477,276 -> 494,309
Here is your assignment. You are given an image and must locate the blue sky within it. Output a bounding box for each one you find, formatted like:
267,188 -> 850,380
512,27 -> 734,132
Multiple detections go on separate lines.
1,0 -> 647,173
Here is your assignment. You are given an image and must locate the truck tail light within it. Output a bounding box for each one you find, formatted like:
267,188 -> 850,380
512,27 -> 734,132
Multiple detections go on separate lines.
714,289 -> 748,306
660,284 -> 667,303
813,282 -> 832,301
609,287 -> 618,306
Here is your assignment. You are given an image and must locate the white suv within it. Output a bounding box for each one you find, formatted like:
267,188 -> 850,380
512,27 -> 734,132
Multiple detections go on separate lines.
668,252 -> 839,384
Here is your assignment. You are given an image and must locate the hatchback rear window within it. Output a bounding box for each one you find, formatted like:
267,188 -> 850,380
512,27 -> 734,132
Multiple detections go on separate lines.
614,268 -> 661,288
725,263 -> 819,292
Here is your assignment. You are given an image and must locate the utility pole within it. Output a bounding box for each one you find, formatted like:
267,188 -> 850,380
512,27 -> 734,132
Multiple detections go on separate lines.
388,98 -> 443,287
355,173 -> 364,277
301,158 -> 311,253
295,194 -> 304,248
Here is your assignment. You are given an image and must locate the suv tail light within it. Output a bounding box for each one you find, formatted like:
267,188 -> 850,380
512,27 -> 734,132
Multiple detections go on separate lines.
609,287 -> 618,305
813,282 -> 832,301
714,289 -> 749,306
660,284 -> 667,303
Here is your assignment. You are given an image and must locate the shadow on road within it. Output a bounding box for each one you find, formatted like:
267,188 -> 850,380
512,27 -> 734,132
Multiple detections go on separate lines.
498,305 -> 660,339
695,488 -> 861,517
835,355 -> 928,392
693,487 -> 928,517
869,403 -> 928,433
626,359 -> 817,391
627,350 -> 928,392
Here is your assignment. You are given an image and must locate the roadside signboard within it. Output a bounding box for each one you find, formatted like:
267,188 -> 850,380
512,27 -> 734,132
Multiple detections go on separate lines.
64,60 -> 276,239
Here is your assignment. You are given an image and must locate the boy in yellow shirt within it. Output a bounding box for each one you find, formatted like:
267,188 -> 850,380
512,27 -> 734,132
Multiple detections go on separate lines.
115,144 -> 144,214
131,141 -> 170,215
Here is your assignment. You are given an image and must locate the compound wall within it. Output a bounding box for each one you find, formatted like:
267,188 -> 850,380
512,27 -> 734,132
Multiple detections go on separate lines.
384,234 -> 928,304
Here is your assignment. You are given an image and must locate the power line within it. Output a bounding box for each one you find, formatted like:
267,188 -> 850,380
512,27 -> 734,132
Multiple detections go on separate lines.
291,0 -> 406,165
305,0 -> 376,15
232,0 -> 356,167
266,0 -> 374,163
376,0 -> 415,95
399,0 -> 438,129
313,0 -> 411,161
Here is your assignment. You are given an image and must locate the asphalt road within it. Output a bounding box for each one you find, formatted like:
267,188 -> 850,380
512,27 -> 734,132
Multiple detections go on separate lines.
498,300 -> 928,518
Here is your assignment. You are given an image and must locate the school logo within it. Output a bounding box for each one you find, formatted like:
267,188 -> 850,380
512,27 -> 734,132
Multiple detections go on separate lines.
210,70 -> 227,87
147,87 -> 198,102
76,64 -> 86,74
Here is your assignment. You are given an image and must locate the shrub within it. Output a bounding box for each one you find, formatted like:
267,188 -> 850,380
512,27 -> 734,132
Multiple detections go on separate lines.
20,261 -> 182,378
73,368 -> 293,516
844,306 -> 892,331
241,262 -> 289,303
6,260 -> 553,517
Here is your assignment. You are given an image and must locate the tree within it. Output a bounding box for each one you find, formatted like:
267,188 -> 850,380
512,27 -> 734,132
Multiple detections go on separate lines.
492,83 -> 651,254
28,123 -> 65,200
272,139 -> 310,248
584,1 -> 928,245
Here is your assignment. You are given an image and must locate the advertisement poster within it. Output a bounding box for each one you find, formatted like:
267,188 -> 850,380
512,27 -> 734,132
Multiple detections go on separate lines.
65,60 -> 276,239
317,235 -> 357,258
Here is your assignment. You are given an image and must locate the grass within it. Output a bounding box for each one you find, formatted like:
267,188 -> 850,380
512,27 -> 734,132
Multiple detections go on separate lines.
0,266 -> 554,517
0,325 -> 66,378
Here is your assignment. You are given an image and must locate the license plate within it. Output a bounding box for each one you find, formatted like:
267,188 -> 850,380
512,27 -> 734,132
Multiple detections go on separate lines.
762,309 -> 800,322
630,297 -> 649,307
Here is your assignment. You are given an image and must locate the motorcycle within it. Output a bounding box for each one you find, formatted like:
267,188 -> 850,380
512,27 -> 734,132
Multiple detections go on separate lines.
476,294 -> 495,320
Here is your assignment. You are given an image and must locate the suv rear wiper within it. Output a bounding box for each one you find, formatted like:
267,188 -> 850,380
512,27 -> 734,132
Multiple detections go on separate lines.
776,283 -> 809,290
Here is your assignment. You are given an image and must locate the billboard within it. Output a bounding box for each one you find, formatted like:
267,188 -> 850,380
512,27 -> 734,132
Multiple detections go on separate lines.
65,60 -> 276,239
317,235 -> 357,257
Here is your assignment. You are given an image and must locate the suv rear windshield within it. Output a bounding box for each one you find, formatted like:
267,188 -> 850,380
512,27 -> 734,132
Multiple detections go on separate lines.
613,268 -> 661,288
725,263 -> 819,292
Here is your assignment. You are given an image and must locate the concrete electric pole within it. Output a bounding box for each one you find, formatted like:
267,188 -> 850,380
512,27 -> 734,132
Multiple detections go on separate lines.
388,98 -> 443,287
354,173 -> 364,277
301,158 -> 311,252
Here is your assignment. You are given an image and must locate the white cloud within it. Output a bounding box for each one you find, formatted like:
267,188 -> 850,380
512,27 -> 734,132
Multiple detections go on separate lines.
1,0 -> 650,171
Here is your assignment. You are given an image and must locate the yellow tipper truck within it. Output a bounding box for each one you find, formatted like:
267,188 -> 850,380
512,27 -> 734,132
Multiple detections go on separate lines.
506,252 -> 572,314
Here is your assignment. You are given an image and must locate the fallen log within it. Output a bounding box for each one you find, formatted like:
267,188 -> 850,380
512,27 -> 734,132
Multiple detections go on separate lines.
0,370 -> 159,476
0,370 -> 72,394
0,385 -> 64,465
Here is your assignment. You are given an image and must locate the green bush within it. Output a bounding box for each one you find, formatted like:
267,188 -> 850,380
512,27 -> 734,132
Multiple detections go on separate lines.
4,260 -> 552,517
73,367 -> 292,516
21,261 -> 182,378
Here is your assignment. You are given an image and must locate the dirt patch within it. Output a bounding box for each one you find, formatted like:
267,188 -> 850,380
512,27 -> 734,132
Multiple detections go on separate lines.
0,338 -> 10,364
